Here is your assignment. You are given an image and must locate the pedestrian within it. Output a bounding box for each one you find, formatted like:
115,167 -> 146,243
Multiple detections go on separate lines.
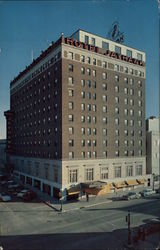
86,192 -> 89,202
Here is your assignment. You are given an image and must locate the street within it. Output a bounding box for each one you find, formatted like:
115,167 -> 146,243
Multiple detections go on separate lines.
0,195 -> 160,249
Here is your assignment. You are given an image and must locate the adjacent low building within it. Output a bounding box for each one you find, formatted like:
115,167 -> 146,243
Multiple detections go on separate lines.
5,29 -> 147,198
146,117 -> 160,178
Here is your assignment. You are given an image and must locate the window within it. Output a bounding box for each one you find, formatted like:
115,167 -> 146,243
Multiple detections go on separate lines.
115,86 -> 119,92
92,104 -> 96,112
102,72 -> 107,79
81,115 -> 85,123
115,64 -> 119,71
81,79 -> 85,87
126,166 -> 133,177
115,129 -> 119,136
93,70 -> 96,77
93,81 -> 96,88
68,52 -> 73,60
130,89 -> 134,95
81,139 -> 85,147
138,120 -> 142,127
124,88 -> 128,94
87,128 -> 91,135
81,91 -> 85,98
103,128 -> 107,135
102,83 -> 107,90
103,106 -> 107,113
138,80 -> 142,87
130,99 -> 134,106
85,35 -> 89,44
102,61 -> 107,68
103,151 -> 107,158
124,98 -> 128,105
130,109 -> 134,116
138,100 -> 142,107
81,152 -> 85,158
130,68 -> 133,75
103,117 -> 107,124
68,114 -> 73,122
102,41 -> 109,50
69,152 -> 74,159
81,55 -> 85,62
87,151 -> 91,159
124,150 -> 128,156
87,80 -> 91,87
124,77 -> 128,84
88,92 -> 91,99
103,95 -> 107,102
93,140 -> 97,147
69,169 -> 78,183
81,103 -> 85,111
138,90 -> 142,97
115,166 -> 121,177
124,129 -> 128,136
139,140 -> 142,146
136,165 -> 142,175
69,89 -> 74,97
101,167 -> 108,179
130,78 -> 134,86
68,64 -> 73,72
87,116 -> 91,123
115,107 -> 119,114
138,110 -> 142,117
115,75 -> 119,81
87,57 -> 91,64
124,119 -> 128,126
69,139 -> 74,147
115,46 -> 121,54
124,67 -> 128,73
44,165 -> 49,179
115,118 -> 119,125
81,67 -> 85,74
68,102 -> 73,110
127,49 -> 132,58
130,120 -> 134,126
93,58 -> 96,65
91,37 -> 95,46
93,128 -> 97,135
68,77 -> 73,85
69,127 -> 74,135
130,130 -> 134,136
81,127 -> 85,135
124,109 -> 128,115
138,70 -> 142,77
130,150 -> 134,156
54,169 -> 58,182
87,68 -> 91,75
124,140 -> 128,146
93,93 -> 96,100
87,140 -> 91,146
115,96 -> 119,104
115,140 -> 119,147
93,116 -> 97,124
115,150 -> 119,157
86,168 -> 94,181
137,53 -> 142,61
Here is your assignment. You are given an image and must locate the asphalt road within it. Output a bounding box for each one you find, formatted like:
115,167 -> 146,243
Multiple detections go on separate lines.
0,195 -> 160,250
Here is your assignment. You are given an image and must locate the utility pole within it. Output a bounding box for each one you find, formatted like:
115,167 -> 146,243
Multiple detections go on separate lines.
126,210 -> 131,245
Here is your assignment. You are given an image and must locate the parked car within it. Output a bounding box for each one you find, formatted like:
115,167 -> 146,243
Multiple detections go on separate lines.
156,188 -> 160,194
17,189 -> 29,198
23,190 -> 37,201
122,191 -> 141,200
140,188 -> 156,197
8,182 -> 20,189
0,192 -> 11,202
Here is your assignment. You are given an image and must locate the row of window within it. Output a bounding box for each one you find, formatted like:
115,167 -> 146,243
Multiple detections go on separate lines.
68,139 -> 142,147
69,164 -> 143,183
67,51 -> 144,77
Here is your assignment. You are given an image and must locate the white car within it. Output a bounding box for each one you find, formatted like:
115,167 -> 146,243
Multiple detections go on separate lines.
0,193 -> 11,202
141,188 -> 156,197
17,189 -> 29,198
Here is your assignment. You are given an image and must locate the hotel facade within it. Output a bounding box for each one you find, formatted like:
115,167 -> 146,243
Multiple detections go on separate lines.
5,29 -> 147,198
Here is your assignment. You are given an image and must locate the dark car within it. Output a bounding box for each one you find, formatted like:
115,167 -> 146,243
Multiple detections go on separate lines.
122,191 -> 141,200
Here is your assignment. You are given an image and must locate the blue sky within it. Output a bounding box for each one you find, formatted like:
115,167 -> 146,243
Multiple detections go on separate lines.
0,0 -> 159,139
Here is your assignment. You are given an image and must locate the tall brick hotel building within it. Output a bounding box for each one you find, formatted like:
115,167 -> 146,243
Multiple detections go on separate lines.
5,29 -> 147,198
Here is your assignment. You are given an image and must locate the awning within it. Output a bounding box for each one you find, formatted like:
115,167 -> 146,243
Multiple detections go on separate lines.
126,179 -> 138,186
113,181 -> 127,189
136,179 -> 145,184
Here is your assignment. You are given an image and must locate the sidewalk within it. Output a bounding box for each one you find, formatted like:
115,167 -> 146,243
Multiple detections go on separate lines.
133,232 -> 160,250
25,184 -> 145,212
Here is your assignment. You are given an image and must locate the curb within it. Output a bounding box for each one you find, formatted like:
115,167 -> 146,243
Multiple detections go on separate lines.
42,199 -> 113,213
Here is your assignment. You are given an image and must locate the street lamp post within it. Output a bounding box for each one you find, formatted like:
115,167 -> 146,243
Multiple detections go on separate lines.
126,210 -> 131,245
